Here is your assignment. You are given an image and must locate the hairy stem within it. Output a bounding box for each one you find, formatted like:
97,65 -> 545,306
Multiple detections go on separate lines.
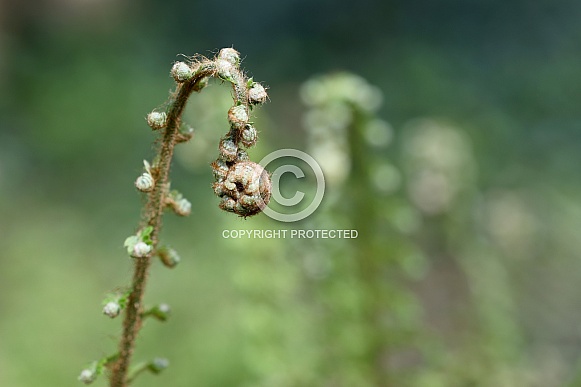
109,69 -> 212,387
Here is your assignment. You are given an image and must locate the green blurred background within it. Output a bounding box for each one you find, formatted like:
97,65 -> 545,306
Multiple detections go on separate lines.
1,0 -> 581,386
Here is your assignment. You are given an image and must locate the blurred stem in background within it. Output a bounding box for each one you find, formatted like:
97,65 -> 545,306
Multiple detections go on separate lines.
301,73 -> 423,386
347,87 -> 392,386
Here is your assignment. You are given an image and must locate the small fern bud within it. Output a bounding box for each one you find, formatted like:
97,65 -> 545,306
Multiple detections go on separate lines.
158,247 -> 180,268
147,303 -> 171,321
212,182 -> 226,197
218,47 -> 240,66
248,82 -> 268,105
219,137 -> 238,162
170,61 -> 194,82
176,131 -> 194,143
124,227 -> 153,257
103,301 -> 121,318
166,191 -> 192,216
211,159 -> 229,181
215,59 -> 235,82
219,196 -> 236,212
240,124 -> 258,147
133,241 -> 152,258
147,111 -> 167,130
165,190 -> 192,216
149,358 -> 170,374
175,198 -> 191,216
135,172 -> 154,192
158,303 -> 171,314
102,292 -> 128,318
228,105 -> 248,129
78,368 -> 97,385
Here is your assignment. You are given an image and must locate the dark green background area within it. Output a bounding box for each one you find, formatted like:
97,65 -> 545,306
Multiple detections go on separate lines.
1,1 -> 580,386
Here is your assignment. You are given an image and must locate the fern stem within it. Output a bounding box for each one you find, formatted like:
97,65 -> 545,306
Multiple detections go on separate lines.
109,69 -> 212,387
